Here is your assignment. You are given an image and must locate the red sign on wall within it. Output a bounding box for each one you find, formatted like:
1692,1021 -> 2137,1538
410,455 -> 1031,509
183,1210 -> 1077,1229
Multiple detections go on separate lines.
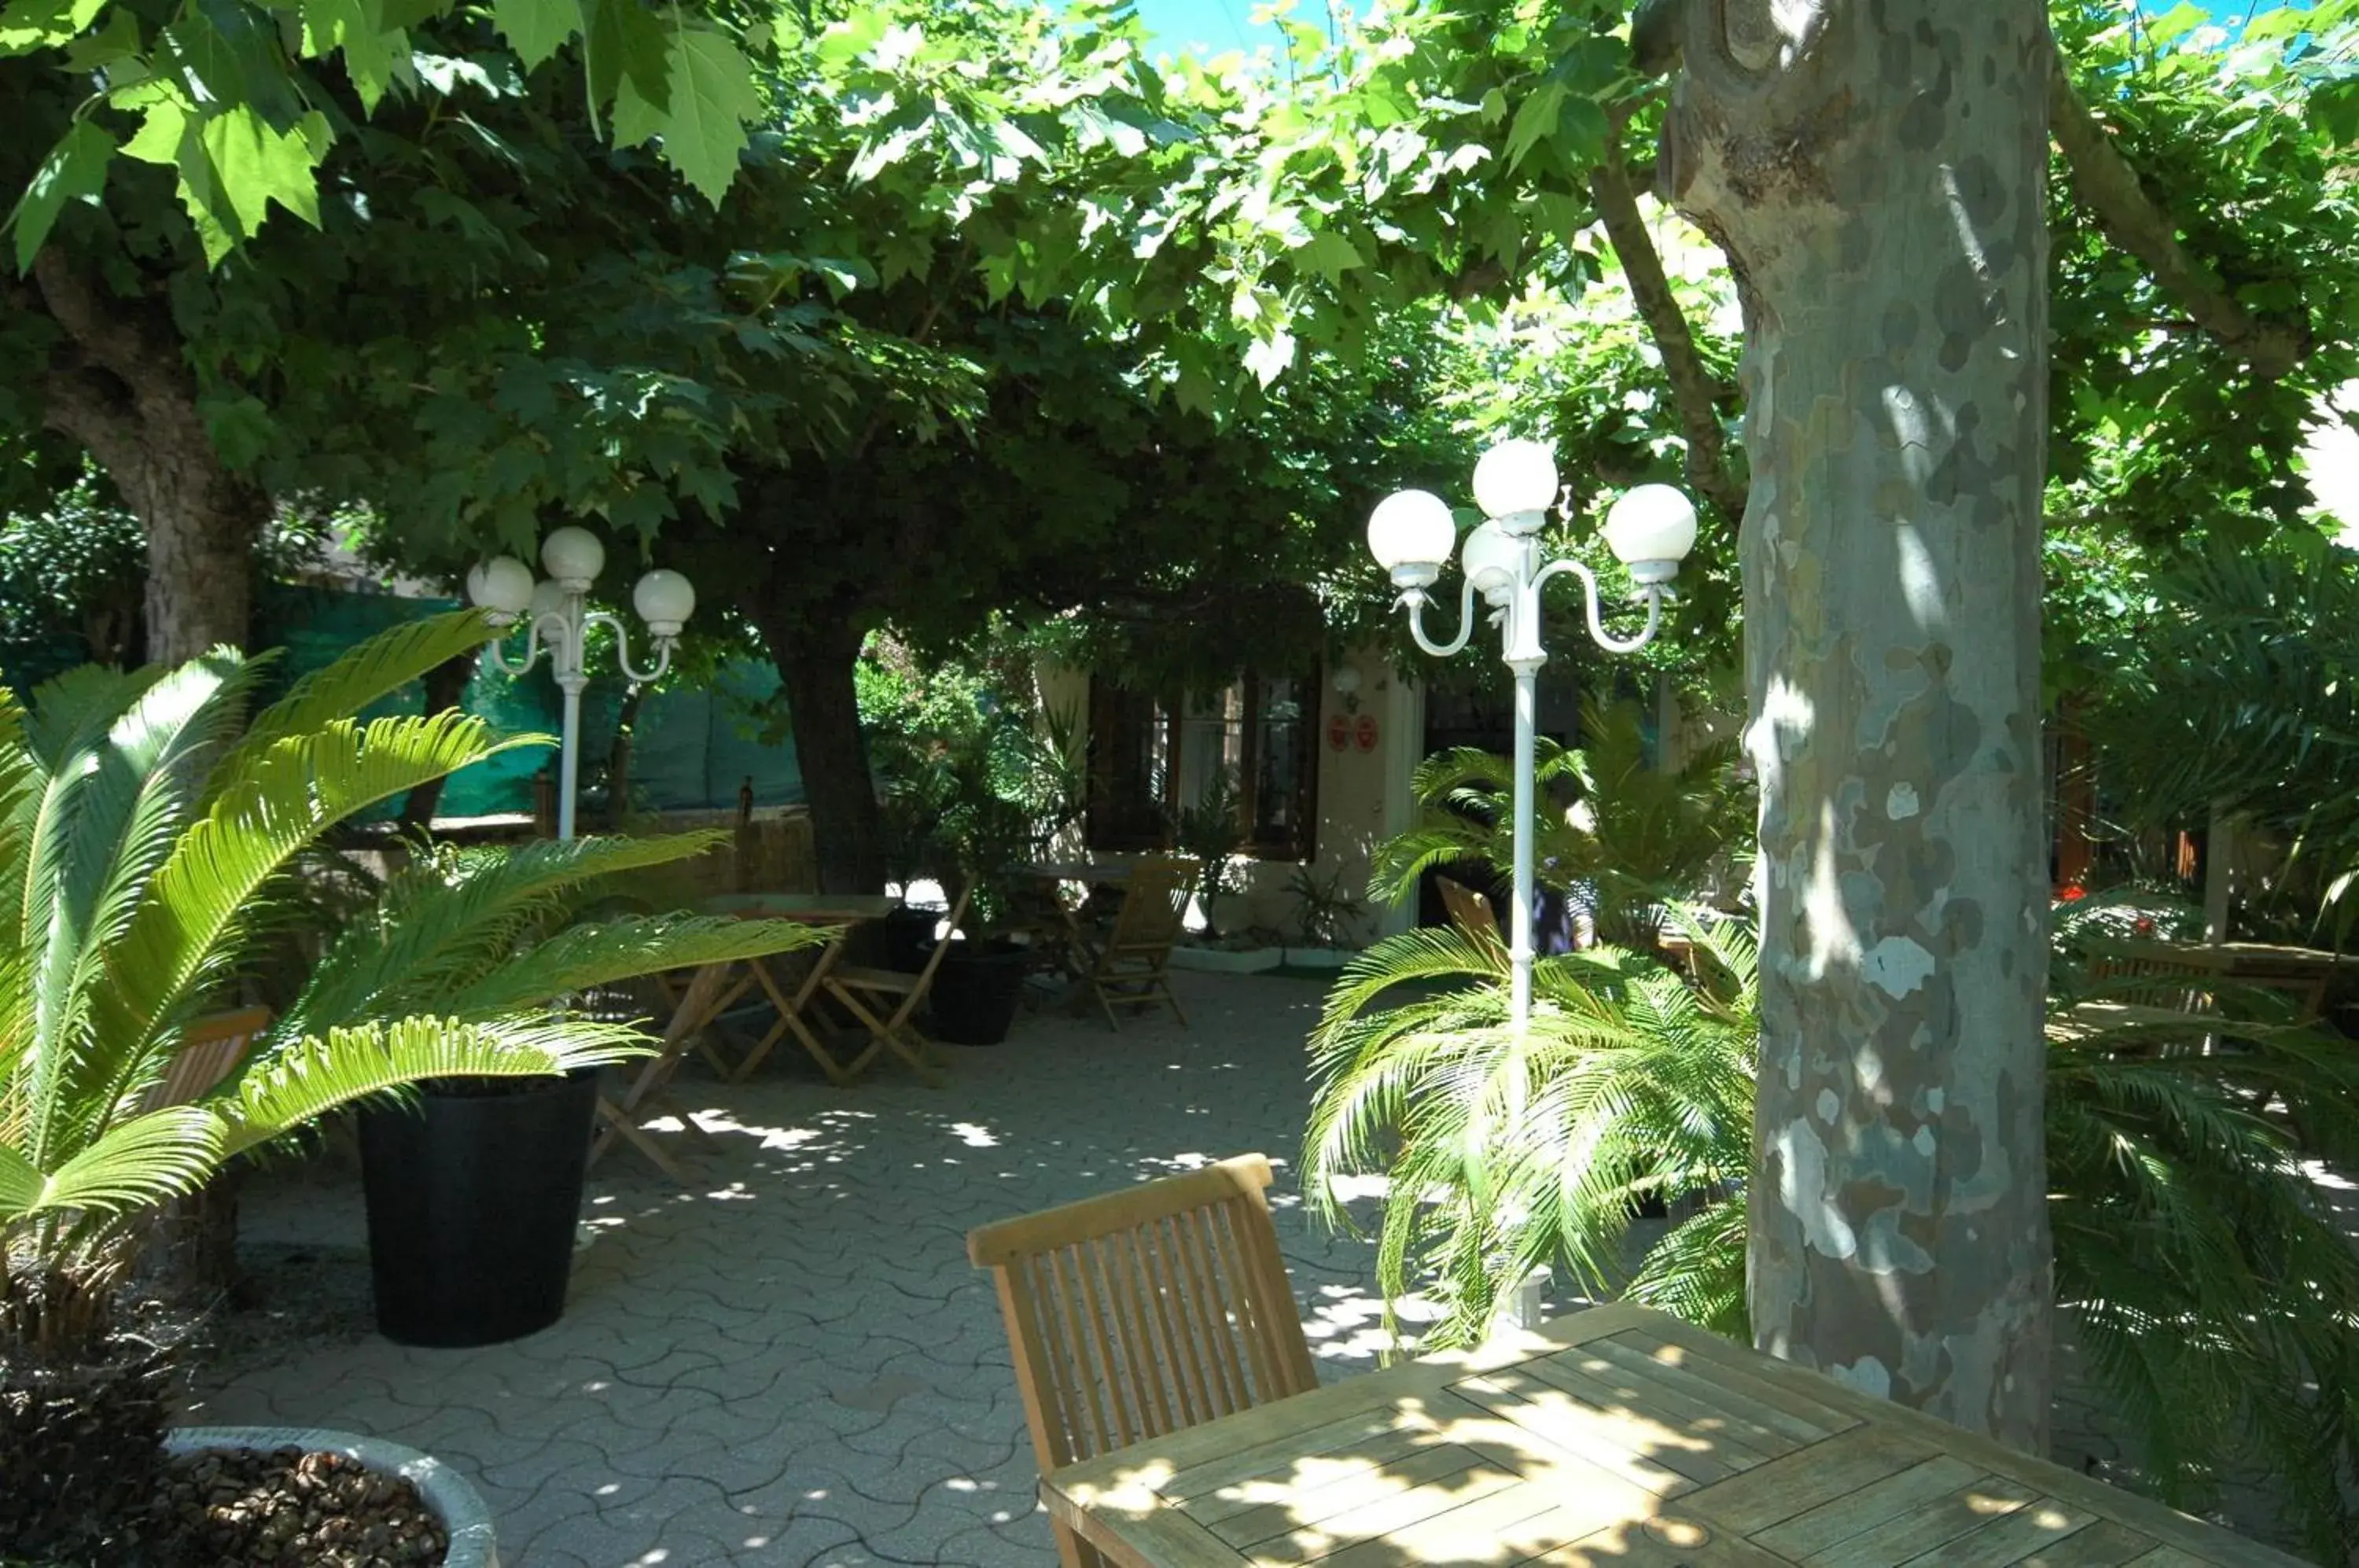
1327,713 -> 1351,751
1355,715 -> 1380,752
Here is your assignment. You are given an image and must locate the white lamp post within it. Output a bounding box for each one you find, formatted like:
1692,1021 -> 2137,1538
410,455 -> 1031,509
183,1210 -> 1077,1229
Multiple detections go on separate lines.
466,526 -> 697,840
1368,440 -> 1698,1032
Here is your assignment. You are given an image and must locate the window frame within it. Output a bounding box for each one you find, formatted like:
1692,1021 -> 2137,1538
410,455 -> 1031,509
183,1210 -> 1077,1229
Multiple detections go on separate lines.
1085,669 -> 1320,862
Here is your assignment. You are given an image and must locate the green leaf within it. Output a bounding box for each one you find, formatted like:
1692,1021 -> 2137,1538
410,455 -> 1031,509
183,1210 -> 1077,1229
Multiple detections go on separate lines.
653,25 -> 759,204
0,0 -> 106,57
7,120 -> 114,271
492,0 -> 575,72
1294,228 -> 1364,282
1504,78 -> 1566,171
200,389 -> 277,469
580,0 -> 668,122
198,105 -> 328,236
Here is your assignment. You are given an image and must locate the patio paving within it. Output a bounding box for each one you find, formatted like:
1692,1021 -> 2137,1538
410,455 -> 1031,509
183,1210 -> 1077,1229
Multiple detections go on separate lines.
193,971 -> 1404,1567
191,967 -> 2314,1566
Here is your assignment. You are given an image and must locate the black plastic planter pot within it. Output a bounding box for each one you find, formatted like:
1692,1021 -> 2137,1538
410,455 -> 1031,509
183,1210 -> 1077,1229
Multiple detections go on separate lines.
927,941 -> 1029,1045
358,1070 -> 598,1349
880,907 -> 940,973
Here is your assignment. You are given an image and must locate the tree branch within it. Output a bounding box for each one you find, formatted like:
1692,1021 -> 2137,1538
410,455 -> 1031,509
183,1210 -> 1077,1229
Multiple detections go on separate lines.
1591,136 -> 1750,530
2048,61 -> 2307,379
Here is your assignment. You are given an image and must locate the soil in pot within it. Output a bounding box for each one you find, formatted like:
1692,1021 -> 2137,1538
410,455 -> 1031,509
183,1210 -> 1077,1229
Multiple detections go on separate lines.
358,1069 -> 598,1349
926,939 -> 1029,1045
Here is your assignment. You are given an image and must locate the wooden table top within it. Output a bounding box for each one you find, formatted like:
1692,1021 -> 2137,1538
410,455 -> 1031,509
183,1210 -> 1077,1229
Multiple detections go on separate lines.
1045,1304 -> 2301,1568
2090,937 -> 2359,975
701,892 -> 898,923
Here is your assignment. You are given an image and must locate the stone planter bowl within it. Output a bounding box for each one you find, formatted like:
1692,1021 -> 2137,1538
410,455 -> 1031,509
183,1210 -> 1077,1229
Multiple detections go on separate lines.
166,1426 -> 497,1567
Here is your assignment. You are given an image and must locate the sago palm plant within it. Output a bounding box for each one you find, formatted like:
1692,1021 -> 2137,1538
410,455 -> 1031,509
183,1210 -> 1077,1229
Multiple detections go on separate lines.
0,610 -> 829,1560
1367,698 -> 1744,948
1305,908 -> 2359,1561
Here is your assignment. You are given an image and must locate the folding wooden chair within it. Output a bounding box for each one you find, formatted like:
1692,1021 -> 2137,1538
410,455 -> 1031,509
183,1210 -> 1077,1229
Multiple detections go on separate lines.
140,1005 -> 274,1113
822,879 -> 974,1086
966,1154 -> 1319,1568
1084,854 -> 1196,1031
1436,874 -> 1505,948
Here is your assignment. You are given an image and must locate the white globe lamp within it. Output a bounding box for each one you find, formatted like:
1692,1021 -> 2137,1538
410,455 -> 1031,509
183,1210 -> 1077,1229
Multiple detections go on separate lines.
465,557 -> 535,619
632,569 -> 697,637
1603,484 -> 1699,585
540,526 -> 606,589
1365,488 -> 1457,587
1471,440 -> 1559,532
1460,519 -> 1523,602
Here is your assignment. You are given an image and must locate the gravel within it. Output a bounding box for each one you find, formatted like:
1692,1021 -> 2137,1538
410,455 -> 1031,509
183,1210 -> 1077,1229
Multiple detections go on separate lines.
157,1445 -> 447,1566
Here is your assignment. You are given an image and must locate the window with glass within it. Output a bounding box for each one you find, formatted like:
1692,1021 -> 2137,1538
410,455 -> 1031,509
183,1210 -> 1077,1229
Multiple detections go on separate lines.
1086,671 -> 1319,859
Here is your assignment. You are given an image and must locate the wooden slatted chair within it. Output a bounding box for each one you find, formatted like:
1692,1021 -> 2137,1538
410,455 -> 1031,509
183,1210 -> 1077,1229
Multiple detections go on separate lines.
966,1154 -> 1319,1568
138,1005 -> 273,1113
821,879 -> 974,1086
1085,855 -> 1197,1031
1436,874 -> 1504,948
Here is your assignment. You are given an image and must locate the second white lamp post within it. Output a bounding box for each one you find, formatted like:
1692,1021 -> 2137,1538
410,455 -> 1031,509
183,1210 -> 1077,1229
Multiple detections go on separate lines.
466,527 -> 697,840
1367,440 -> 1698,1033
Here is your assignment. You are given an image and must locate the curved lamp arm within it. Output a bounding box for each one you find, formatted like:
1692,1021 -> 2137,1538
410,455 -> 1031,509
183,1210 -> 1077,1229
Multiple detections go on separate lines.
1399,575 -> 1485,659
1533,559 -> 1666,656
586,610 -> 680,686
479,608 -> 576,677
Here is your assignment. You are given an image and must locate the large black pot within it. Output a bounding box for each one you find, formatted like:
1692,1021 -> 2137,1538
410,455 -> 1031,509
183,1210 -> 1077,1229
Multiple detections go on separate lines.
927,940 -> 1029,1045
880,906 -> 940,973
358,1070 -> 598,1348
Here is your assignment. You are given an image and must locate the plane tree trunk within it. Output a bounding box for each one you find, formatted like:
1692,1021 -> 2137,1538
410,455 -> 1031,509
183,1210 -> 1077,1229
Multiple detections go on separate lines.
1662,0 -> 2055,1450
28,249 -> 262,663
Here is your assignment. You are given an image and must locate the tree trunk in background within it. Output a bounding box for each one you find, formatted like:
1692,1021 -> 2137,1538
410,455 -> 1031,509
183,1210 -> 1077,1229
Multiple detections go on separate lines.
1665,0 -> 2055,1449
29,249 -> 263,663
396,653 -> 479,831
758,613 -> 885,893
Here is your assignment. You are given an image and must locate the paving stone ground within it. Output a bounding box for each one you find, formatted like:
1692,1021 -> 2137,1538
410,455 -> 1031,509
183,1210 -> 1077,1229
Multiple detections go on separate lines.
190,969 -> 2306,1567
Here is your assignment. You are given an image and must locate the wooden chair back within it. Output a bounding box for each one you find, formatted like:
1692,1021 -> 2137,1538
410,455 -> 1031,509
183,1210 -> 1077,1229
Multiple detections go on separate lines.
1437,875 -> 1503,946
904,878 -> 977,1002
968,1154 -> 1318,1568
141,1005 -> 273,1113
1105,856 -> 1197,962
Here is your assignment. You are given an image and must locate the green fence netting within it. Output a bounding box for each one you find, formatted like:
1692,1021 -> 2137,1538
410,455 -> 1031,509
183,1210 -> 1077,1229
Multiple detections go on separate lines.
2,586 -> 801,819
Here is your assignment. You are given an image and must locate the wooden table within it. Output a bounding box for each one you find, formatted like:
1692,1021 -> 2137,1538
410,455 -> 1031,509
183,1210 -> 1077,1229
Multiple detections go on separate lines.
589,893 -> 895,1180
1045,1304 -> 2302,1567
2086,937 -> 2359,1021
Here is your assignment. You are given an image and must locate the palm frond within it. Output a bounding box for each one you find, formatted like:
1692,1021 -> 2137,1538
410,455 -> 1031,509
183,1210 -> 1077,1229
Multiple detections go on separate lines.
379,914 -> 833,1025
282,830 -> 735,1037
201,609 -> 509,808
215,1014 -> 649,1160
80,712 -> 535,1129
0,1106 -> 224,1224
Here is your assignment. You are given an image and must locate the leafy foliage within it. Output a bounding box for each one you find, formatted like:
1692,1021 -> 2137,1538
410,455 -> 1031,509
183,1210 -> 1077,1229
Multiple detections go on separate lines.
0,463 -> 142,687
1368,698 -> 1746,948
2081,533 -> 2359,933
1305,900 -> 2359,1560
1,0 -> 769,265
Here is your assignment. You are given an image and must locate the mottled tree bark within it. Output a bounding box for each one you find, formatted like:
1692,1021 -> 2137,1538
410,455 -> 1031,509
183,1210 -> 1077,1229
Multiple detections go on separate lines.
755,611 -> 885,893
1664,1 -> 2055,1449
29,249 -> 263,663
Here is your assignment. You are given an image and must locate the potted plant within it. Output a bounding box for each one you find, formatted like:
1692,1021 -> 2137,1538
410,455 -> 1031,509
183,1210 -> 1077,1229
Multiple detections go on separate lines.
924,771 -> 1043,1046
0,612 -> 823,1561
1283,863 -> 1367,969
